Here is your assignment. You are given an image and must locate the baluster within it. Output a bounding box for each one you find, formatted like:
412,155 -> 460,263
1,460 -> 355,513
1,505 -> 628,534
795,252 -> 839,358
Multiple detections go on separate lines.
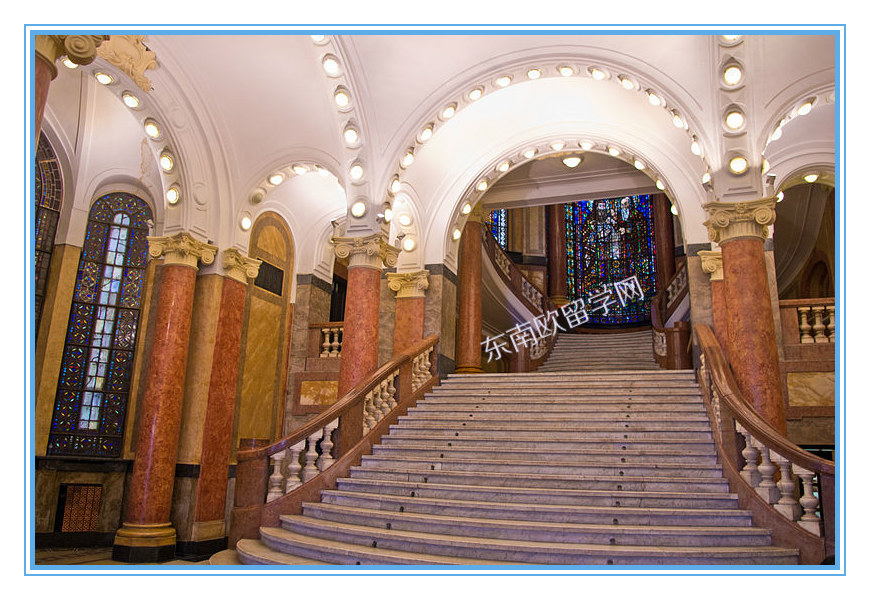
812,306 -> 828,343
301,431 -> 321,482
411,355 -> 422,389
317,419 -> 339,472
320,328 -> 331,357
770,451 -> 802,520
385,375 -> 398,411
792,465 -> 822,535
710,388 -> 722,434
826,306 -> 835,343
797,307 -> 814,343
735,423 -> 761,487
751,440 -> 780,504
373,382 -> 388,425
362,390 -> 376,434
285,440 -> 305,492
266,449 -> 287,502
335,327 -> 344,356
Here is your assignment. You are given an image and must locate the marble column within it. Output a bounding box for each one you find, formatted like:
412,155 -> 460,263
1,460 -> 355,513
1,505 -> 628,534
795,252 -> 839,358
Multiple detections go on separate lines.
653,193 -> 677,287
546,203 -> 569,306
34,35 -> 106,139
189,250 -> 260,555
699,250 -> 730,361
455,211 -> 484,374
332,233 -> 399,454
387,270 -> 429,356
113,232 -> 217,563
704,198 -> 786,434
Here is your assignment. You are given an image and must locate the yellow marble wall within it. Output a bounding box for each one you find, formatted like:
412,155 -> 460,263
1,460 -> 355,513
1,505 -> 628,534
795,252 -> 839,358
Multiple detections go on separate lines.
787,371 -> 835,407
35,244 -> 81,455
176,274 -> 223,464
238,294 -> 283,440
299,380 -> 339,406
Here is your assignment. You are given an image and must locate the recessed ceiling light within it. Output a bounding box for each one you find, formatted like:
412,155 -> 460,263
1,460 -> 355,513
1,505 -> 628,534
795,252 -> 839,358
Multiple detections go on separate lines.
310,35 -> 326,43
721,35 -> 742,42
656,179 -> 666,191
419,125 -> 434,142
334,89 -> 350,108
344,127 -> 359,145
122,92 -> 140,108
322,56 -> 341,76
550,141 -> 565,151
702,172 -> 712,184
402,237 -> 416,252
383,206 -> 393,222
646,90 -> 662,106
497,161 -> 510,172
559,66 -> 574,77
777,191 -> 785,202
453,227 -> 462,240
468,87 -> 483,101
618,75 -> 636,90
725,110 -> 745,130
496,76 -> 512,87
527,68 -> 542,80
95,72 -> 113,85
166,186 -> 180,205
351,201 -> 367,217
269,172 -> 285,186
523,148 -> 537,159
159,152 -> 174,173
390,177 -> 401,195
691,139 -> 702,156
729,156 -> 749,174
62,58 -> 78,69
770,126 -> 783,141
293,164 -> 309,175
797,101 -> 814,116
633,159 -> 645,170
670,203 -> 679,215
144,120 -> 160,139
804,173 -> 819,183
398,213 -> 412,226
589,67 -> 606,80
240,215 -> 252,231
562,156 -> 582,168
476,180 -> 488,192
723,65 -> 743,86
441,104 -> 456,119
461,202 -> 472,215
350,164 -> 364,181
608,146 -> 621,157
672,112 -> 686,128
317,166 -> 330,178
401,149 -> 415,168
580,141 -> 594,151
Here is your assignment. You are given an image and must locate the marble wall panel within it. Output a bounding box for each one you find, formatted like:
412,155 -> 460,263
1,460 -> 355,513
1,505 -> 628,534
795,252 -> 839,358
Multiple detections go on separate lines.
787,371 -> 835,407
34,468 -> 125,533
237,295 -> 282,441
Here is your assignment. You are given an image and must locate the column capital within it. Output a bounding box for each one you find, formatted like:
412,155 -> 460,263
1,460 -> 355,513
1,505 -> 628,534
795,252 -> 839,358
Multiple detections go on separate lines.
35,35 -> 109,79
148,232 -> 217,269
698,250 -> 723,282
387,270 -> 430,299
331,232 -> 399,270
703,197 -> 777,244
221,248 -> 261,284
96,35 -> 158,92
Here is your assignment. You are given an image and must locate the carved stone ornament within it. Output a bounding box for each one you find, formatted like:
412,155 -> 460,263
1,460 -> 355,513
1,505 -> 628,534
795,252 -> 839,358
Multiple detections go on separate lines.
222,248 -> 262,284
35,35 -> 109,79
147,231 -> 217,269
331,233 -> 400,270
387,270 -> 430,299
96,35 -> 158,92
698,250 -> 724,282
703,197 -> 777,244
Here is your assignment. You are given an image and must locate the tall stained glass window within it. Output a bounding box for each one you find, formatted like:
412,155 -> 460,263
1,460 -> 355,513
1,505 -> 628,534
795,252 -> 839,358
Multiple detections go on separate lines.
48,193 -> 153,457
486,208 -> 508,249
35,132 -> 63,332
565,195 -> 656,325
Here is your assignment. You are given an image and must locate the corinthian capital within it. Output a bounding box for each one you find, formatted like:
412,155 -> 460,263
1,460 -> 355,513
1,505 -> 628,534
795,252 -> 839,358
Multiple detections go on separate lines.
698,250 -> 723,282
96,35 -> 158,92
387,270 -> 430,299
703,197 -> 777,244
222,249 -> 262,284
148,232 -> 217,269
35,35 -> 109,79
331,232 -> 400,270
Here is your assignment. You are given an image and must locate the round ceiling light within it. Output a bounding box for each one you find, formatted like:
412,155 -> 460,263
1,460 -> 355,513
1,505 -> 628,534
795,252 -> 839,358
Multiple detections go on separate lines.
562,156 -> 582,168
390,177 -> 401,195
402,237 -> 416,252
550,141 -> 565,151
350,201 -> 367,218
398,213 -> 413,227
723,64 -> 743,86
122,92 -> 140,108
94,72 -> 113,85
725,110 -> 745,130
672,112 -> 686,129
468,87 -> 483,101
633,159 -> 645,170
523,148 -> 537,159
798,100 -> 815,116
322,55 -> 341,76
293,164 -> 309,175
618,75 -> 636,90
804,173 -> 819,183
401,149 -> 415,168
441,104 -> 456,119
453,227 -> 462,240
240,215 -> 252,231
729,156 -> 749,174
559,66 -> 574,77
608,146 -> 621,157
419,124 -> 434,142
166,186 -> 181,205
476,180 -> 488,192
777,191 -> 785,202
498,161 -> 510,172
144,120 -> 161,139
527,68 -> 542,80
344,126 -> 359,146
383,205 -> 393,223
589,67 -> 606,80
461,202 -> 472,215
268,172 -> 285,186
159,152 -> 174,173
350,163 -> 364,181
62,58 -> 78,69
580,141 -> 594,151
496,75 -> 512,88
656,179 -> 666,191
670,203 -> 679,215
691,139 -> 702,156
334,89 -> 350,108
646,90 -> 663,106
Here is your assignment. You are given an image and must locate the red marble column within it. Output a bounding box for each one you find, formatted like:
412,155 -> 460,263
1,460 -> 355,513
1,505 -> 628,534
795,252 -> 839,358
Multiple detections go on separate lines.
455,217 -> 484,374
710,279 -> 731,362
653,193 -> 676,288
546,203 -> 569,305
721,236 -> 786,434
113,233 -> 216,563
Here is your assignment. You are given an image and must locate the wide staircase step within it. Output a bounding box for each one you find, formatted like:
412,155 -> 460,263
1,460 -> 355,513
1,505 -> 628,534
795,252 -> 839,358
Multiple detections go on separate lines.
237,330 -> 799,566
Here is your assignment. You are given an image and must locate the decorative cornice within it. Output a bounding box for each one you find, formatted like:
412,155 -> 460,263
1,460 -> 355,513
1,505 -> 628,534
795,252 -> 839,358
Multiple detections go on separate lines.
96,35 -> 157,92
148,232 -> 217,269
222,249 -> 261,284
703,197 -> 777,244
35,35 -> 109,79
698,250 -> 724,282
331,233 -> 399,270
387,270 -> 430,299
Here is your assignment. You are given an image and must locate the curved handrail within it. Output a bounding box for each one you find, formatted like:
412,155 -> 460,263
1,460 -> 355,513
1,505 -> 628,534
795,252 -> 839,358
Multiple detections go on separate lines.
229,333 -> 440,545
695,323 -> 835,563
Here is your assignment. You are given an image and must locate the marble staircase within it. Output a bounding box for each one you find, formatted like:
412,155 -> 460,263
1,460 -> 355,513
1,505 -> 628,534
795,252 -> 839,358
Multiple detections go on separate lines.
538,330 -> 658,372
230,331 -> 799,566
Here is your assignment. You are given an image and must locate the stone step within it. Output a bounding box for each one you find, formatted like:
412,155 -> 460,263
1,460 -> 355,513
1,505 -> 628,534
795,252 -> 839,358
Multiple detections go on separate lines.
370,444 -> 719,464
417,398 -> 705,410
397,414 -> 711,426
318,490 -> 753,526
208,549 -> 244,565
334,478 -> 740,509
444,369 -> 695,380
349,465 -> 732,492
255,527 -> 514,565
235,539 -> 329,565
411,403 -> 706,414
380,433 -> 716,453
358,455 -> 723,478
429,387 -> 701,396
276,516 -> 798,565
388,426 -> 713,441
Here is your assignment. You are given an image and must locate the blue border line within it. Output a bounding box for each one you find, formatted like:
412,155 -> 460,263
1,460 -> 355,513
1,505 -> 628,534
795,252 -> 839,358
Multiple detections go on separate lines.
24,24 -> 847,576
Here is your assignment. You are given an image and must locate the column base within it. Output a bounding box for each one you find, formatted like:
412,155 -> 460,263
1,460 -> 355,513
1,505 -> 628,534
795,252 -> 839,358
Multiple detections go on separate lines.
454,366 -> 484,374
112,522 -> 177,563
549,295 -> 570,307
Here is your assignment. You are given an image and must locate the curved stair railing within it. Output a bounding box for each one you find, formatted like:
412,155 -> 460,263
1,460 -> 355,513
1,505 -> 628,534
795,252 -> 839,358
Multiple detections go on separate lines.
228,334 -> 440,547
481,227 -> 557,368
651,257 -> 690,368
695,324 -> 835,564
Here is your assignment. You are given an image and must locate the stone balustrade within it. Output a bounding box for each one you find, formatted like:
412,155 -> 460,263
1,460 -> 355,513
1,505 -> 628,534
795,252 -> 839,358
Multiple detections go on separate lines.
308,322 -> 344,358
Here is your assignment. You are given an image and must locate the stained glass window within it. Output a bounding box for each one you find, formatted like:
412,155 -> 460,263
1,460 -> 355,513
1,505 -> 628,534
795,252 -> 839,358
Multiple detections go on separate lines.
486,209 -> 508,249
564,195 -> 656,325
35,133 -> 63,331
48,193 -> 152,458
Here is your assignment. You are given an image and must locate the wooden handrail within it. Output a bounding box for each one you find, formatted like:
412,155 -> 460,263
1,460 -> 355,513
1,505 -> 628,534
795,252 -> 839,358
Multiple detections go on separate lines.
229,333 -> 440,545
695,323 -> 835,563
651,257 -> 689,368
778,297 -> 835,309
